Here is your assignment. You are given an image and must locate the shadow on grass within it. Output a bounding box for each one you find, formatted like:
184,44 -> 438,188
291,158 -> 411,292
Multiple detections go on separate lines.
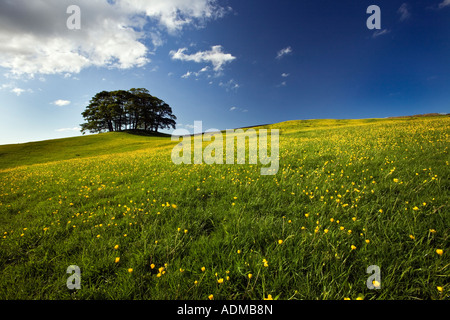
122,129 -> 172,138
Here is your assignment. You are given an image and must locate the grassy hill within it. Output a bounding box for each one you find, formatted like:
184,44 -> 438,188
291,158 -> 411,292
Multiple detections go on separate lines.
0,116 -> 448,300
0,130 -> 173,170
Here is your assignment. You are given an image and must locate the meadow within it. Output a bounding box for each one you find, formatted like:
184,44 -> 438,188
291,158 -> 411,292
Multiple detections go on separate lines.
0,116 -> 448,300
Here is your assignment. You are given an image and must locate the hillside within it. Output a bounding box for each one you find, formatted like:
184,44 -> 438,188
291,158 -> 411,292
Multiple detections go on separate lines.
0,130 -> 173,170
0,116 -> 448,300
0,117 -> 433,170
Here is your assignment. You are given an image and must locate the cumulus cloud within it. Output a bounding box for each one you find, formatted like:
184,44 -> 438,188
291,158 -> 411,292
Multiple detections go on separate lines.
52,100 -> 71,107
170,45 -> 236,73
121,0 -> 229,34
0,0 -> 228,76
276,46 -> 292,59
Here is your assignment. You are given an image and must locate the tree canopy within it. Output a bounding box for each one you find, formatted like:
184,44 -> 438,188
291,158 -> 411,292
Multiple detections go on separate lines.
80,88 -> 176,134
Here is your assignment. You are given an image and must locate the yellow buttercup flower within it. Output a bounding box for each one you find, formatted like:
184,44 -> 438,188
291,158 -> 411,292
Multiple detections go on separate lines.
436,249 -> 443,256
264,294 -> 273,300
128,268 -> 133,273
351,245 -> 357,250
115,257 -> 120,263
114,244 -> 119,250
208,294 -> 214,300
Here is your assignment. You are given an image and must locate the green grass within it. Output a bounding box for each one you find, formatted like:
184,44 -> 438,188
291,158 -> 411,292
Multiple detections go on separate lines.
0,130 -> 172,170
0,116 -> 448,300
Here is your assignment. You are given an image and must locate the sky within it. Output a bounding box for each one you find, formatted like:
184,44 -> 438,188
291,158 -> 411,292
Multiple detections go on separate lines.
0,0 -> 449,145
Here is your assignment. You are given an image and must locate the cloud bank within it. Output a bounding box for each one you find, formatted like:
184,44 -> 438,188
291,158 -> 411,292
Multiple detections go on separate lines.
0,0 -> 227,76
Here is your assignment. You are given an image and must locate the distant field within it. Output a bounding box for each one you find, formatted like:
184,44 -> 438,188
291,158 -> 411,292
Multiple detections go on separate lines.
0,116 -> 448,300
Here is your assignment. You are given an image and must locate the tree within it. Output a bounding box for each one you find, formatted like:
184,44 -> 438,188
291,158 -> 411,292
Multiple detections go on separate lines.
80,89 -> 176,134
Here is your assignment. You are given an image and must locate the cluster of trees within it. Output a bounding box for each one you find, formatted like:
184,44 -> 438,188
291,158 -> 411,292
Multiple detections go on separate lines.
80,88 -> 176,134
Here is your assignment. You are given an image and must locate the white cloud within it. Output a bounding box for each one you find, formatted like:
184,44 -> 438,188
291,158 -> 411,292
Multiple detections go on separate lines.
53,100 -> 71,107
170,45 -> 236,73
11,87 -> 25,96
1,82 -> 33,95
121,0 -> 229,34
439,0 -> 450,8
398,3 -> 411,21
229,106 -> 247,113
276,46 -> 292,59
181,66 -> 210,79
55,127 -> 81,132
372,29 -> 391,38
219,79 -> 239,91
0,0 -> 228,76
181,71 -> 193,78
281,73 -> 290,78
198,66 -> 210,73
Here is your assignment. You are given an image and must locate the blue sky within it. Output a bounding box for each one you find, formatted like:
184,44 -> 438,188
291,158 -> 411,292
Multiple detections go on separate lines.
0,0 -> 449,145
